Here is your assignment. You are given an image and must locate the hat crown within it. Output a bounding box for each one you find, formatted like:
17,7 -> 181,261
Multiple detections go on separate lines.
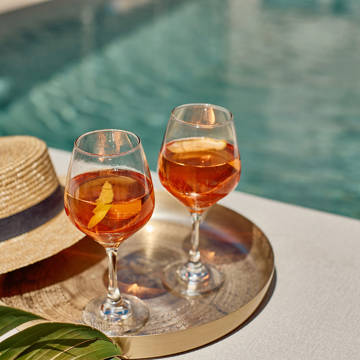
0,136 -> 59,219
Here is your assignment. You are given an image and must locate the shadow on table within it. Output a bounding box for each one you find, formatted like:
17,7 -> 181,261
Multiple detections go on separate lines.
0,237 -> 105,297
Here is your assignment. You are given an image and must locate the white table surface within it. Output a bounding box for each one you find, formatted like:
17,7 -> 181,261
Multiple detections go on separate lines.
50,148 -> 360,360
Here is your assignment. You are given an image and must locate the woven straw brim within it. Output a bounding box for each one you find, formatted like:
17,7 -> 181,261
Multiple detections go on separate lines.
0,177 -> 84,275
0,136 -> 59,219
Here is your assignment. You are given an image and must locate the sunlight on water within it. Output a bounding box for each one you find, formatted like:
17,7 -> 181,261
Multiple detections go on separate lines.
0,0 -> 359,218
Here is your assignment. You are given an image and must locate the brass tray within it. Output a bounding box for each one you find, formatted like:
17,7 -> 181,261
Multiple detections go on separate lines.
0,191 -> 274,359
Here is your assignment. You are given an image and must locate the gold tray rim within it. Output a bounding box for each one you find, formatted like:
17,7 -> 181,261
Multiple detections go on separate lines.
115,191 -> 275,358
116,269 -> 274,358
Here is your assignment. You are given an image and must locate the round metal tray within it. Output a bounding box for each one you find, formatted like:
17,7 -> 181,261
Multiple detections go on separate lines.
0,191 -> 274,359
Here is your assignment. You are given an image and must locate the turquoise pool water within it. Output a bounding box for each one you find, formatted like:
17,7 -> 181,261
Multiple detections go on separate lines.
0,0 -> 359,219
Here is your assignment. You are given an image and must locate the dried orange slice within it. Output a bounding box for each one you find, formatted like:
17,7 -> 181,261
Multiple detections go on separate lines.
167,138 -> 227,153
108,200 -> 141,220
115,175 -> 137,185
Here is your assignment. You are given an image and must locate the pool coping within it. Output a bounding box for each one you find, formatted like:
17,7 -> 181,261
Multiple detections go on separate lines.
0,0 -> 48,14
0,0 -> 154,15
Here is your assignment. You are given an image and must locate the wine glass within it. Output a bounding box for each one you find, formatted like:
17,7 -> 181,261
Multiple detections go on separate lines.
64,129 -> 155,336
158,104 -> 241,296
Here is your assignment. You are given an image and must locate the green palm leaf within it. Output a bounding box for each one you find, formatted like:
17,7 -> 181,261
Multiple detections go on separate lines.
0,306 -> 121,360
0,306 -> 41,337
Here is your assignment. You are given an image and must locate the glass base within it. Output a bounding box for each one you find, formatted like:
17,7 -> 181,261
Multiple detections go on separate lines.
82,294 -> 149,336
162,261 -> 224,297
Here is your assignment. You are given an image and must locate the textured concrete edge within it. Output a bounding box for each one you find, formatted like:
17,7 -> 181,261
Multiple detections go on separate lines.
0,0 -> 49,14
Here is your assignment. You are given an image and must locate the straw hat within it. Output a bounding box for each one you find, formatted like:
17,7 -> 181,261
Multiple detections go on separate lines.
0,136 -> 83,274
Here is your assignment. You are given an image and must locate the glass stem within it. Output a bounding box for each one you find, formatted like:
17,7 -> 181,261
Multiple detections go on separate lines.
189,212 -> 202,264
106,248 -> 123,305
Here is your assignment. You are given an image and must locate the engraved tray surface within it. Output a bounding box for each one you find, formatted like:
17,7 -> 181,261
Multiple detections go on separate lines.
0,191 -> 274,359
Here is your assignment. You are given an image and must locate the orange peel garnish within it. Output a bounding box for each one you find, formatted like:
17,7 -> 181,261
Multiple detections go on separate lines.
96,180 -> 114,204
88,181 -> 114,229
167,138 -> 227,153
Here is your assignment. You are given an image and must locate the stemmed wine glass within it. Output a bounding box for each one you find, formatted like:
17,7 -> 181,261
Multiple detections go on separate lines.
158,104 -> 241,296
64,129 -> 155,336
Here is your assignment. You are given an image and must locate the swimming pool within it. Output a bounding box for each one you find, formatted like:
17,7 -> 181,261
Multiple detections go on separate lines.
0,0 -> 359,219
